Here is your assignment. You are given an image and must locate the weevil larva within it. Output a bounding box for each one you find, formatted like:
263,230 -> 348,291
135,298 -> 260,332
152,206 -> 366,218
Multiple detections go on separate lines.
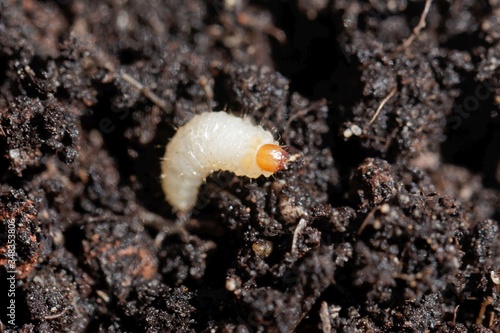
161,111 -> 288,213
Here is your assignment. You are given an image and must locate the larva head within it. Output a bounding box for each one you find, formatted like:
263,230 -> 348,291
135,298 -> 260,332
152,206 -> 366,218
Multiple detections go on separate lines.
256,144 -> 289,173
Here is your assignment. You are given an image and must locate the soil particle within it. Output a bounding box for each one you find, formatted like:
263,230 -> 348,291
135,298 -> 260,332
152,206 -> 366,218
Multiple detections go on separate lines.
0,97 -> 78,176
348,157 -> 396,213
0,190 -> 39,279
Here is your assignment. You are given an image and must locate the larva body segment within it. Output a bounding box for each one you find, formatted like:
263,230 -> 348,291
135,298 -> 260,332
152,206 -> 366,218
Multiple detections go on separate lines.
161,111 -> 287,213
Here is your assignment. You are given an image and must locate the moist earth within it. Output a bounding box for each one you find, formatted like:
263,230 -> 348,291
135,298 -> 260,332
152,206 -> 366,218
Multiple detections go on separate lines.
0,0 -> 499,332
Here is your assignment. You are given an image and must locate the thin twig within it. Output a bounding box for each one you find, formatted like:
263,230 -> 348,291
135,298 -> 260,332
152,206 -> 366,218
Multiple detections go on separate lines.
44,308 -> 68,320
487,311 -> 494,329
319,301 -> 332,333
476,296 -> 493,325
154,212 -> 191,246
291,218 -> 307,256
121,73 -> 168,111
357,206 -> 378,235
401,0 -> 433,49
368,86 -> 397,125
452,305 -> 459,325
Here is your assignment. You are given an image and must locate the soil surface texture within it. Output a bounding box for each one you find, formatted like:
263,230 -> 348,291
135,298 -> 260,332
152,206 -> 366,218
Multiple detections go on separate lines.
0,0 -> 499,332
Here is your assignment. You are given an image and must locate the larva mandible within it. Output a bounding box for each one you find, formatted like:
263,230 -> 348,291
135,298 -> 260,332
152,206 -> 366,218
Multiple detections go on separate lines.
161,111 -> 288,213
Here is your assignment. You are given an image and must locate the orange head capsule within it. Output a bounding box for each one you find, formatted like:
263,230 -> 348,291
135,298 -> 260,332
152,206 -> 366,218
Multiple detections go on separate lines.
256,144 -> 289,173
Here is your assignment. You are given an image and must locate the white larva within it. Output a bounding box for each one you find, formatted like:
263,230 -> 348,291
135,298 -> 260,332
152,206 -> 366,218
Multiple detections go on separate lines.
161,111 -> 288,213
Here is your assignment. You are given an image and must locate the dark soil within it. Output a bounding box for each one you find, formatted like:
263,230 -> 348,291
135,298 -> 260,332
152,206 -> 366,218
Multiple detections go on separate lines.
0,0 -> 499,332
